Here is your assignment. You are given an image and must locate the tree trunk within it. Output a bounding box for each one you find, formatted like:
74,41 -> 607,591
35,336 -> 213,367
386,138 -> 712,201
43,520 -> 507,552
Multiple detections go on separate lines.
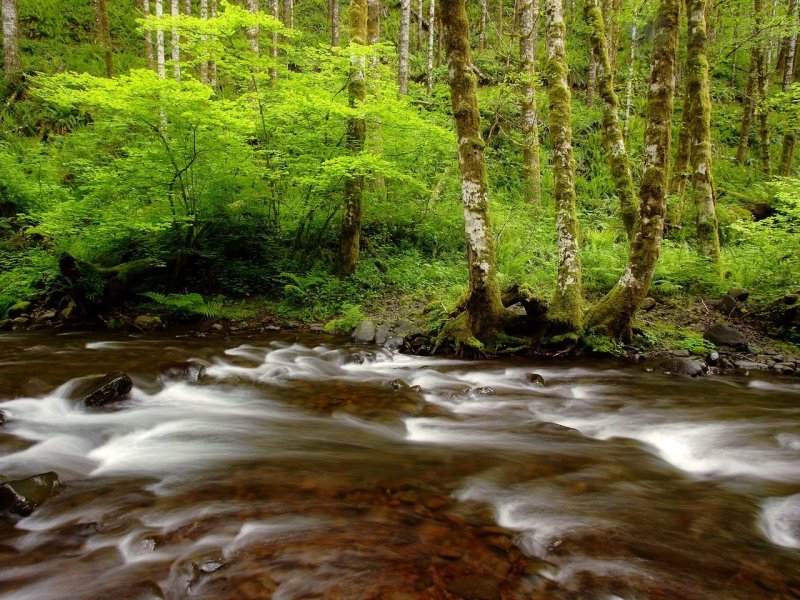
171,0 -> 181,81
480,0 -> 488,50
519,0 -> 542,206
623,20 -> 637,137
210,0 -> 218,88
585,0 -> 680,340
156,0 -> 166,79
439,0 -> 505,342
2,0 -> 21,78
755,0 -> 770,175
331,0 -> 340,45
399,0 -> 410,94
283,0 -> 294,28
545,0 -> 583,333
670,85 -> 692,196
184,0 -> 191,15
247,0 -> 260,54
93,0 -> 114,78
336,0 -> 368,277
736,54 -> 757,164
685,0 -> 720,262
199,0 -> 208,82
585,0 -> 636,239
367,0 -> 379,44
426,0 -> 435,95
587,51 -> 597,105
144,0 -> 155,71
271,0 -> 279,81
779,0 -> 798,174
417,0 -> 423,51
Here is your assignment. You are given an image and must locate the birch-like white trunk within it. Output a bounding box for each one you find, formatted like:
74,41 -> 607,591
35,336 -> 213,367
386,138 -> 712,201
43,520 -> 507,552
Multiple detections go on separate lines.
399,0 -> 411,94
171,0 -> 181,81
520,0 -> 541,205
156,0 -> 166,79
2,0 -> 21,77
426,0 -> 435,95
248,0 -> 260,54
283,0 -> 294,28
331,0 -> 340,45
417,0 -> 423,50
210,0 -> 218,87
271,0 -> 279,81
623,22 -> 636,137
783,0 -> 798,90
199,0 -> 208,82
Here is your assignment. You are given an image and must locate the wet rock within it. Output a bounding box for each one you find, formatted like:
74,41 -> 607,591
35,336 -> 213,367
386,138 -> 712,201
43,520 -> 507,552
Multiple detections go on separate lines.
211,323 -> 224,331
728,287 -> 750,302
389,379 -> 411,391
773,363 -> 796,375
660,357 -> 706,377
714,294 -> 740,314
734,359 -> 765,374
10,316 -> 29,329
703,323 -> 748,350
707,349 -> 720,364
345,350 -> 375,365
160,361 -> 207,382
76,372 -> 133,407
0,472 -> 61,516
375,324 -> 391,346
403,334 -> 432,355
59,301 -> 76,321
393,318 -> 419,338
133,314 -> 162,331
352,320 -> 376,343
34,309 -> 58,325
671,349 -> 691,357
7,301 -> 31,318
446,574 -> 501,600
385,336 -> 404,351
640,297 -> 657,311
526,373 -> 545,386
0,410 -> 6,425
473,386 -> 494,395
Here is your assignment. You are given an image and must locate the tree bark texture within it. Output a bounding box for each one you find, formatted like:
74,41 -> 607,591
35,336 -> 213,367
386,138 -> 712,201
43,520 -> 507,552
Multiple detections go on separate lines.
248,0 -> 260,55
199,0 -> 208,82
519,0 -> 542,206
156,0 -> 166,79
586,0 -> 680,340
755,0 -> 770,175
368,0 -> 380,45
399,0 -> 410,94
545,0 -> 583,333
427,0 -> 435,95
336,0 -> 368,277
439,0 -> 505,338
171,0 -> 181,81
736,55 -> 757,165
779,0 -> 798,174
144,0 -> 155,71
585,0 -> 636,239
2,0 -> 21,77
283,0 -> 294,28
94,0 -> 114,78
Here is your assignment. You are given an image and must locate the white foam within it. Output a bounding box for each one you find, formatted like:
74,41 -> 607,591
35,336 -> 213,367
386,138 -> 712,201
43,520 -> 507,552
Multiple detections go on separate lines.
761,493 -> 800,549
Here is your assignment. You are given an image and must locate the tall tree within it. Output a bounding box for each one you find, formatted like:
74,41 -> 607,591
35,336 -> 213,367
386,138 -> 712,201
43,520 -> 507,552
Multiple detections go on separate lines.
399,0 -> 410,93
93,0 -> 114,78
685,0 -> 721,261
585,0 -> 636,239
368,0 -> 380,45
210,0 -> 218,87
156,0 -> 166,79
438,0 -> 505,345
331,0 -> 340,45
779,0 -> 799,174
479,0 -> 488,51
736,56 -> 757,165
519,0 -> 542,206
426,0 -> 435,95
283,0 -> 294,28
545,0 -> 583,333
336,0 -> 368,276
586,0 -> 680,340
248,0 -> 260,54
623,18 -> 638,137
1,0 -> 21,78
144,0 -> 155,71
171,0 -> 181,81
755,0 -> 770,174
271,0 -> 279,82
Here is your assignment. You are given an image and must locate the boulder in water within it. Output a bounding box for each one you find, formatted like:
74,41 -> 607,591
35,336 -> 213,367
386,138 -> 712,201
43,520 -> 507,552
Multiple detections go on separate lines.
659,357 -> 706,377
0,410 -> 6,425
526,373 -> 545,386
76,372 -> 133,407
160,361 -> 207,383
352,320 -> 376,343
0,472 -> 61,516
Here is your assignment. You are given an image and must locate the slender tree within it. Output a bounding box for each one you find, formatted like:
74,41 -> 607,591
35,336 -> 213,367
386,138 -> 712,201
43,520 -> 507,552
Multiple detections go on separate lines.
184,0 -> 191,14
736,56 -> 757,164
331,0 -> 340,45
171,0 -> 181,81
93,0 -> 114,78
670,82 -> 692,197
479,0 -> 488,51
623,19 -> 638,137
271,0 -> 279,81
156,0 -> 166,79
586,0 -> 680,340
144,0 -> 155,71
248,0 -> 260,54
336,0 -> 368,277
685,0 -> 721,261
519,0 -> 542,206
417,0 -> 424,50
368,0 -> 380,45
585,0 -> 636,238
545,0 -> 583,333
210,0 -> 218,88
779,0 -> 798,174
2,0 -> 21,78
426,0 -> 435,95
755,0 -> 770,174
199,0 -> 208,82
283,0 -> 294,28
438,0 -> 505,344
399,0 -> 410,93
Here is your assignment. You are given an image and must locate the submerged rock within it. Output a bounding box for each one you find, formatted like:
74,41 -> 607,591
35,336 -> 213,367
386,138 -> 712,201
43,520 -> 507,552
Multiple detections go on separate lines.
0,472 -> 61,516
76,372 -> 133,407
160,361 -> 207,383
0,410 -> 6,425
703,323 -> 748,351
526,373 -> 546,386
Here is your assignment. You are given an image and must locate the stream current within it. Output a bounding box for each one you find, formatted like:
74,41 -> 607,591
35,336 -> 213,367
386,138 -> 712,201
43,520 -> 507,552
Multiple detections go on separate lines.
1,330 -> 799,599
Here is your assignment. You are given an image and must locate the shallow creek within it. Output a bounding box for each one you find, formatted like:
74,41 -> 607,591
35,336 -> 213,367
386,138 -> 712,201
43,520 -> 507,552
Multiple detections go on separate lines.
1,330 -> 799,599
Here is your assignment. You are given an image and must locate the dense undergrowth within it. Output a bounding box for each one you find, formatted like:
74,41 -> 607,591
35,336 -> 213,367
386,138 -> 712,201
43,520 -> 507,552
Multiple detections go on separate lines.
0,0 -> 797,342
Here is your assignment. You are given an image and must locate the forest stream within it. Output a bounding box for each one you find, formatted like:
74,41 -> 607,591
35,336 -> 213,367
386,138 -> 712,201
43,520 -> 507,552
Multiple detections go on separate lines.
1,330 -> 800,599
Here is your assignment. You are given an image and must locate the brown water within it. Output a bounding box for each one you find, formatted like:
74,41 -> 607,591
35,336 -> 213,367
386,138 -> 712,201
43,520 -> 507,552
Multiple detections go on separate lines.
1,330 -> 800,600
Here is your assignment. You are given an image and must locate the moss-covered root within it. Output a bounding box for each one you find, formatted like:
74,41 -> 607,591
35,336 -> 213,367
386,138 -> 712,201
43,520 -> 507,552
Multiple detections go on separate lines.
434,310 -> 487,357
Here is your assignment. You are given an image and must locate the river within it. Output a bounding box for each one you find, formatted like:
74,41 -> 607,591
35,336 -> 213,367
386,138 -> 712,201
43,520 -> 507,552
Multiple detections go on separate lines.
1,330 -> 799,599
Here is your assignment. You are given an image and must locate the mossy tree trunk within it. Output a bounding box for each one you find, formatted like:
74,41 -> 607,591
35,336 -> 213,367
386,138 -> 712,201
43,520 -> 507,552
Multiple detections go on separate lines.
439,0 -> 505,342
779,0 -> 798,174
585,0 -> 636,239
545,0 -> 583,333
93,0 -> 114,78
368,0 -> 380,45
736,55 -> 757,165
335,0 -> 368,277
519,0 -> 542,206
623,20 -> 637,137
670,81 -> 692,197
1,0 -> 21,78
685,0 -> 721,262
479,0 -> 488,51
585,0 -> 680,340
399,0 -> 411,94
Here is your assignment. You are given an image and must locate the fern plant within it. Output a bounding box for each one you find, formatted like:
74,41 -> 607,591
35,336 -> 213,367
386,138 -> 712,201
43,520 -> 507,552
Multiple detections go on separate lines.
141,292 -> 226,319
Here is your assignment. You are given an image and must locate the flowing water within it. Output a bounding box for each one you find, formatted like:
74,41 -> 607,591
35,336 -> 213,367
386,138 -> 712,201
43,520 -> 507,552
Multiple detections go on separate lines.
1,330 -> 800,599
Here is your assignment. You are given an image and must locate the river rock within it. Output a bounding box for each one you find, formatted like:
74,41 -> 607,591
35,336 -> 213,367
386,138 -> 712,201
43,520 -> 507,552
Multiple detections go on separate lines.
660,357 -> 706,377
0,472 -> 61,516
0,410 -> 6,425
526,373 -> 545,386
10,316 -> 29,329
375,324 -> 391,346
728,287 -> 750,302
707,349 -> 720,364
160,361 -> 207,382
76,372 -> 133,407
703,323 -> 748,350
352,320 -> 376,343
671,349 -> 691,357
385,336 -> 404,350
773,363 -> 796,375
34,309 -> 58,325
7,301 -> 31,318
134,314 -> 162,331
640,297 -> 657,311
714,294 -> 739,314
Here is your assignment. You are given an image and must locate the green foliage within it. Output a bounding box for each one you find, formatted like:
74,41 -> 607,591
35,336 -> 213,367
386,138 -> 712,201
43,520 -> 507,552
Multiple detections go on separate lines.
323,304 -> 365,333
141,292 -> 226,319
